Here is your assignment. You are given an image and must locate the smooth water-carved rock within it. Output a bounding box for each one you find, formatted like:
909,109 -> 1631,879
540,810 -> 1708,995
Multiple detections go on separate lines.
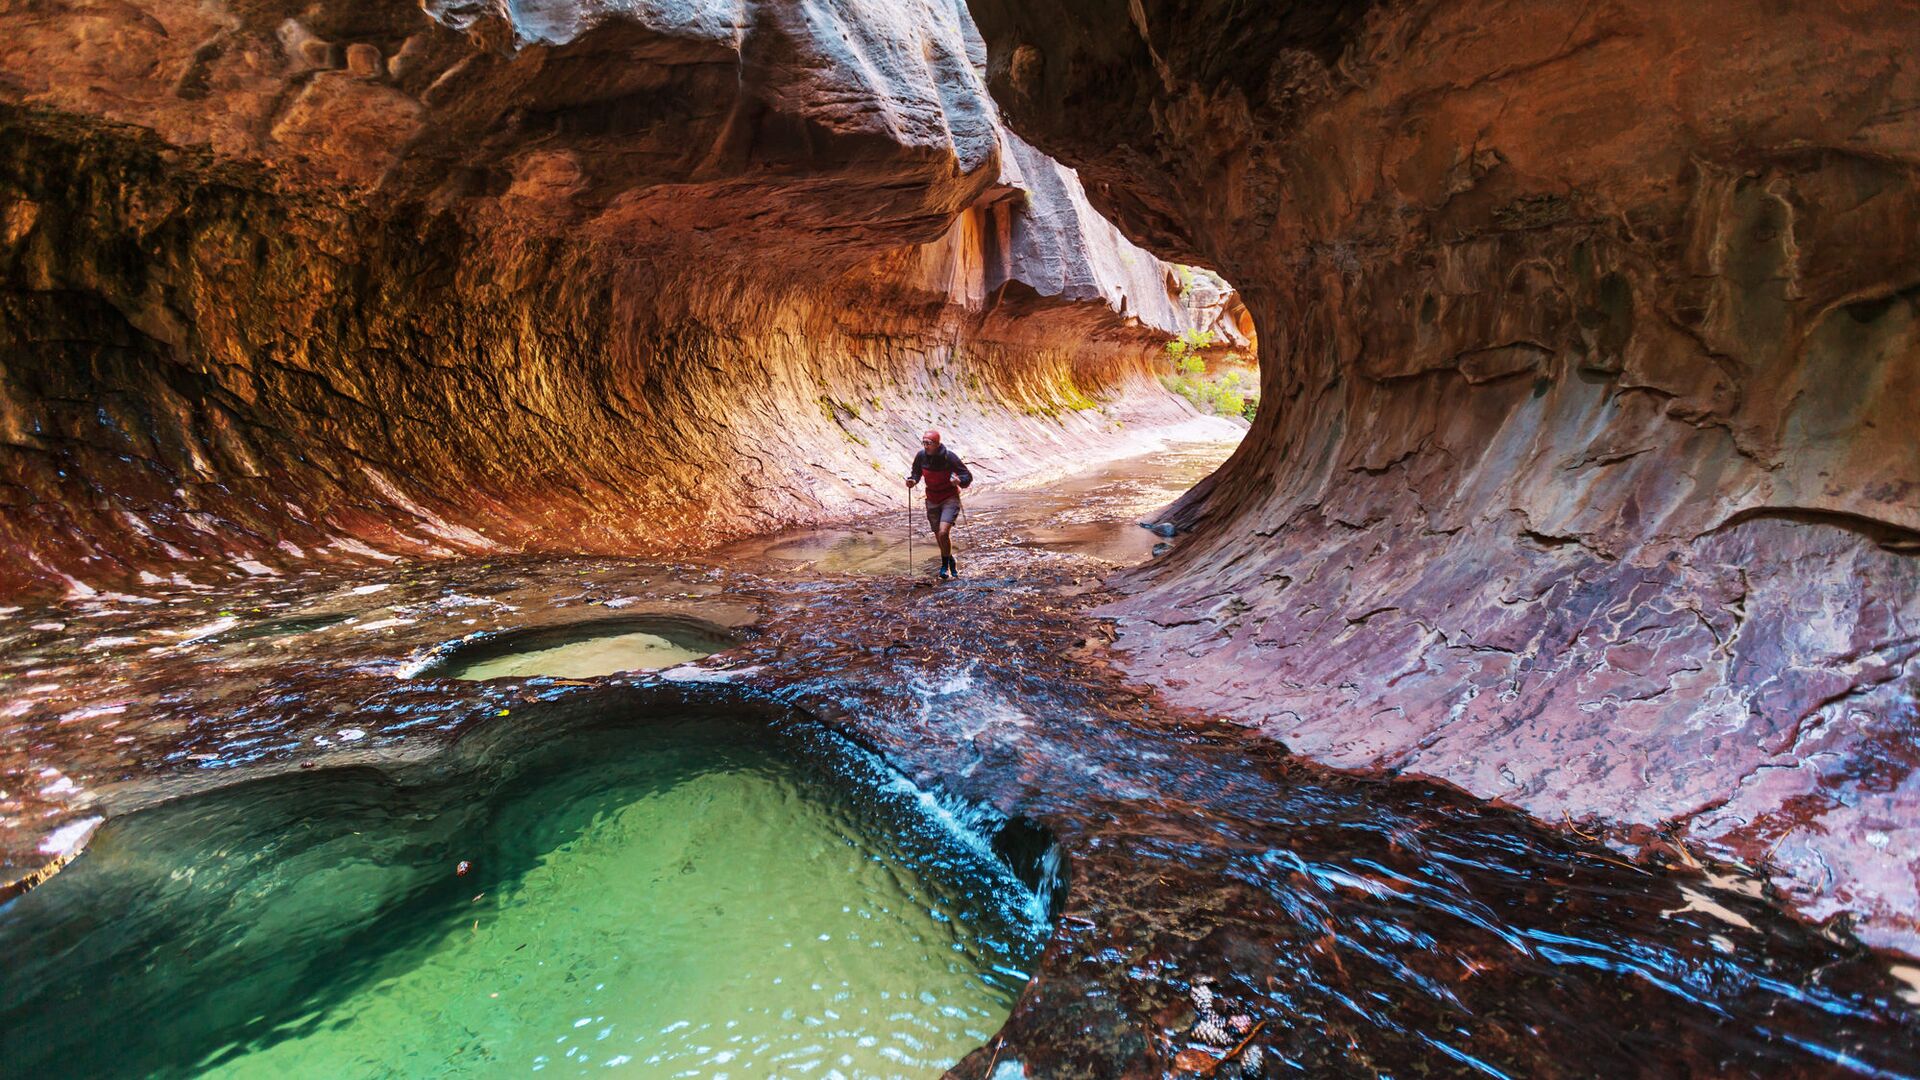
10,0 -> 1913,973
970,0 -> 1920,951
0,0 -> 1223,597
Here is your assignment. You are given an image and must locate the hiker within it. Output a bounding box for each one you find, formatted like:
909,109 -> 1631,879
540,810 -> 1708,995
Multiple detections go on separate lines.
906,428 -> 972,579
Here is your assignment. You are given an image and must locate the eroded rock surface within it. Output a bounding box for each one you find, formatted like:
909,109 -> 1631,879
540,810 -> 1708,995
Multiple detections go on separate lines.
970,0 -> 1920,952
3,474 -> 1916,1076
0,0 -> 1220,598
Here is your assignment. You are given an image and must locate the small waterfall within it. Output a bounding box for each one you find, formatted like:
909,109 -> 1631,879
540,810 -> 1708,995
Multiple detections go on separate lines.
821,724 -> 1059,934
1027,842 -> 1065,924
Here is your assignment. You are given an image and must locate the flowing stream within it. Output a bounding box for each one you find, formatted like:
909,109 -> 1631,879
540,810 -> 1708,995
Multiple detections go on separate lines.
2,434 -> 1917,1078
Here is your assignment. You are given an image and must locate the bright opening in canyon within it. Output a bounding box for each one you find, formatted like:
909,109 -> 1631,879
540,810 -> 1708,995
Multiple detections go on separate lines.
2,1 -> 1918,1077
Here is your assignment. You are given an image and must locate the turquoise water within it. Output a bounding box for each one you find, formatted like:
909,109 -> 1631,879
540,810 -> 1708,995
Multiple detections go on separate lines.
0,704 -> 1047,1078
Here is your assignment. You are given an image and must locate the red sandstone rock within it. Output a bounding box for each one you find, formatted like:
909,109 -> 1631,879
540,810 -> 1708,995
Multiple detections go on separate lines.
0,0 -> 1227,601
344,43 -> 383,80
971,0 -> 1920,952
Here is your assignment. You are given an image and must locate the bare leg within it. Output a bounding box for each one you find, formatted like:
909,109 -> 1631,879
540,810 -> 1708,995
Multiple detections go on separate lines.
935,521 -> 954,562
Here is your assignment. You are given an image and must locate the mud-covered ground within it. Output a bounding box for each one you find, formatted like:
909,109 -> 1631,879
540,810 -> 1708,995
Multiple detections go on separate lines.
3,438 -> 1918,1077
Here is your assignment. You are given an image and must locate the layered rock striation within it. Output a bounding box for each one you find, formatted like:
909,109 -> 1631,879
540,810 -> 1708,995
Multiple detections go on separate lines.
12,0 -> 1914,962
971,0 -> 1920,950
0,0 -> 1226,598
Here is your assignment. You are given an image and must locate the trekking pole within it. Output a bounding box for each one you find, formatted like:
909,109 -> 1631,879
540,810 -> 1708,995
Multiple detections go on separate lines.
906,483 -> 914,576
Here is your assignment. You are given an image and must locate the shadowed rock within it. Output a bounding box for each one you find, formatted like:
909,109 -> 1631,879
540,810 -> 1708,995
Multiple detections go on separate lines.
969,0 -> 1920,952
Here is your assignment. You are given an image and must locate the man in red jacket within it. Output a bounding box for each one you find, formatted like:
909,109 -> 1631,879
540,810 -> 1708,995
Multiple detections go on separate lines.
905,428 -> 973,579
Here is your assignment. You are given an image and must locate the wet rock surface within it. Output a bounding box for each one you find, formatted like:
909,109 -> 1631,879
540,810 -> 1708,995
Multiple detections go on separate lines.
5,441 -> 1919,1077
4,0 -> 1919,1063
969,0 -> 1920,952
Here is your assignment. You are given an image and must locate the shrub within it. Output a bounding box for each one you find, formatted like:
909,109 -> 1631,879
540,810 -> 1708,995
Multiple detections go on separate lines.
1165,328 -> 1215,368
1161,332 -> 1258,420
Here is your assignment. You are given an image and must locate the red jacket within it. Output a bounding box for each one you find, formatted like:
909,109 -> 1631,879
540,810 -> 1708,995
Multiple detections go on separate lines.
908,446 -> 972,503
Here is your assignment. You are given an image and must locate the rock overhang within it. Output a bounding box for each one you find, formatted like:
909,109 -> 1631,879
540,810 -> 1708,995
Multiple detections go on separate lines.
0,0 -> 1243,597
967,0 -> 1920,952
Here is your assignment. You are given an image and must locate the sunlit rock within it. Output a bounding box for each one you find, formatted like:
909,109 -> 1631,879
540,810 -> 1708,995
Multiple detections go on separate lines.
0,0 -> 1230,596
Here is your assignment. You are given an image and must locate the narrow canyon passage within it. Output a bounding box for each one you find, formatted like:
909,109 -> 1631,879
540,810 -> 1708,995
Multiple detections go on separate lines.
2,0 -> 1918,1076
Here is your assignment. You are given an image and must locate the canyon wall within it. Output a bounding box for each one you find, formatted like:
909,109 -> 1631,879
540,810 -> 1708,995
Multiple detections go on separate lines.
970,0 -> 1920,951
11,0 -> 1913,961
0,0 -> 1222,598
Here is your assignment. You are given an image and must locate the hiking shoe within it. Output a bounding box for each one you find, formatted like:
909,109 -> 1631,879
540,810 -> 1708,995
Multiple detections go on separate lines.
937,563 -> 953,580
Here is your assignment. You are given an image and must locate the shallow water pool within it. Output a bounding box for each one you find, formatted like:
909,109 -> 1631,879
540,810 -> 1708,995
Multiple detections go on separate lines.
447,628 -> 712,679
0,701 -> 1048,1078
429,617 -> 735,680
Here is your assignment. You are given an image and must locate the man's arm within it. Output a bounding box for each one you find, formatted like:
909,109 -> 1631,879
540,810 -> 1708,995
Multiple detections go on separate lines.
951,450 -> 973,488
906,450 -> 924,484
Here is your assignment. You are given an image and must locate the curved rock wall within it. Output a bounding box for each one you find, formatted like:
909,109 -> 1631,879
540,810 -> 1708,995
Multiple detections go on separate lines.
0,0 -> 1222,597
970,0 -> 1920,950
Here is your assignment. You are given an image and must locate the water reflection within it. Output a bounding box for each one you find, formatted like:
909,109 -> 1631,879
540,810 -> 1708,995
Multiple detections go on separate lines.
728,439 -> 1235,575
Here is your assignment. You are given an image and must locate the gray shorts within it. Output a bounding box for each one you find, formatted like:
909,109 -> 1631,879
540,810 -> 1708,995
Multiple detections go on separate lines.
925,497 -> 961,532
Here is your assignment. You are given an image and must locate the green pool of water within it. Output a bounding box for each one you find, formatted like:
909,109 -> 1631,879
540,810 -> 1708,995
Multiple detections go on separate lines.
430,618 -> 734,680
0,701 -> 1047,1078
448,629 -> 713,680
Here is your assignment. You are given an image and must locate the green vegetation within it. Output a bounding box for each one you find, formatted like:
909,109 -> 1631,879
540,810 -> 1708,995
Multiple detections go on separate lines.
1161,329 -> 1258,421
1057,377 -> 1099,412
817,394 -> 861,423
1165,327 -> 1215,363
818,394 -> 869,445
1164,363 -> 1258,420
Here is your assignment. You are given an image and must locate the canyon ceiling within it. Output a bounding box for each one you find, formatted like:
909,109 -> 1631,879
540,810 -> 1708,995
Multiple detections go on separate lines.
0,0 -> 1240,597
2,0 -> 1917,958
